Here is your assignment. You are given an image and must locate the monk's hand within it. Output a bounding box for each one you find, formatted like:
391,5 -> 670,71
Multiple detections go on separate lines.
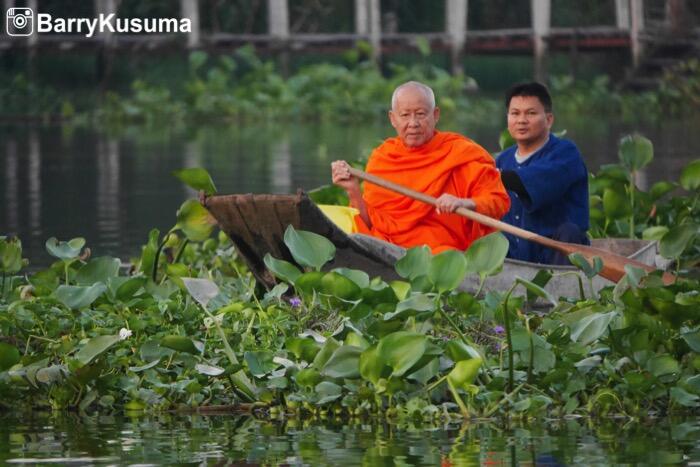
331,160 -> 359,193
435,194 -> 476,214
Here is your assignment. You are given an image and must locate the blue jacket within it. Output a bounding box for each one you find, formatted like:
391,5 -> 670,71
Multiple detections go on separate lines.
496,134 -> 589,263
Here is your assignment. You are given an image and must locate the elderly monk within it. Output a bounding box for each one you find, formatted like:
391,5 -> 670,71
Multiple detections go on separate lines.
331,81 -> 510,254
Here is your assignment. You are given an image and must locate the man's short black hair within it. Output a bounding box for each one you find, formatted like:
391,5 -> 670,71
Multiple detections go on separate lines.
505,82 -> 553,112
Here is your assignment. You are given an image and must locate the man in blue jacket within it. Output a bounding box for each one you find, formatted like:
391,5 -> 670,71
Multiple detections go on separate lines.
497,82 -> 589,264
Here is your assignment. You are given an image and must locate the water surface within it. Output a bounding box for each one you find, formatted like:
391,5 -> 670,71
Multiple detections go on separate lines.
1,118 -> 698,265
1,412 -> 699,465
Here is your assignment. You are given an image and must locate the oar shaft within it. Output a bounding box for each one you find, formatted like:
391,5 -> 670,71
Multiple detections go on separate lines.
349,167 -> 561,250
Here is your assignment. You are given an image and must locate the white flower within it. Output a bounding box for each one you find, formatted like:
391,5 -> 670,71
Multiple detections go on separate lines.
119,328 -> 132,340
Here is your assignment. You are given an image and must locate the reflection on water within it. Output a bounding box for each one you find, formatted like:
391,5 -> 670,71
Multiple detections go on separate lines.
1,412 -> 699,465
1,119 -> 698,266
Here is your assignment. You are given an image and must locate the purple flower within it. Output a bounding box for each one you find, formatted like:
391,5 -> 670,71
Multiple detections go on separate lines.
289,297 -> 302,308
493,325 -> 505,335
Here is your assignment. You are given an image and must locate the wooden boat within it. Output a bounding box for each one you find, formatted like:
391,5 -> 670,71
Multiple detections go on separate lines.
203,192 -> 663,299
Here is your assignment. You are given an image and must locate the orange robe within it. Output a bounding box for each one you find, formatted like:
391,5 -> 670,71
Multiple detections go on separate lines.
355,131 -> 510,253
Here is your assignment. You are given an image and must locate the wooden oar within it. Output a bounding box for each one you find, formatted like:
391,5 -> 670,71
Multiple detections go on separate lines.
349,167 -> 675,285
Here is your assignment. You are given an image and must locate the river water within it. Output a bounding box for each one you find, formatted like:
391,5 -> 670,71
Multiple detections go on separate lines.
0,118 -> 698,265
1,412 -> 699,465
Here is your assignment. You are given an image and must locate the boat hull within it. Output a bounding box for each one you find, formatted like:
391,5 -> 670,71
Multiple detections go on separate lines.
204,193 -> 662,300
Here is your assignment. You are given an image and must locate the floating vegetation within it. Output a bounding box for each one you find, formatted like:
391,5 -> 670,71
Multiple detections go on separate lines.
0,143 -> 699,421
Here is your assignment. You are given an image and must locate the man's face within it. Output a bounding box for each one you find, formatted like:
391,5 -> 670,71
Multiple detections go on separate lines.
389,88 -> 440,148
507,95 -> 553,147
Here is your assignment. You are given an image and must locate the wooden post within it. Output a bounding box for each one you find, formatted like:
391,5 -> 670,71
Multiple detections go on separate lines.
666,0 -> 686,34
26,0 -> 37,46
95,0 -> 117,90
531,0 -> 550,82
95,0 -> 117,46
615,0 -> 631,30
268,0 -> 289,39
181,0 -> 200,48
4,140 -> 18,234
355,0 -> 368,35
28,129 -> 40,233
445,0 -> 468,75
267,0 -> 289,75
369,0 -> 381,63
630,0 -> 645,68
96,137 -> 120,237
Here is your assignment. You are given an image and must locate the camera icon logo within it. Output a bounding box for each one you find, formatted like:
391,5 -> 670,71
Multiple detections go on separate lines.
6,7 -> 34,36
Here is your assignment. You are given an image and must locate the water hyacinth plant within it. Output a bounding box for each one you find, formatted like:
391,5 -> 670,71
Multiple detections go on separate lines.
0,159 -> 700,421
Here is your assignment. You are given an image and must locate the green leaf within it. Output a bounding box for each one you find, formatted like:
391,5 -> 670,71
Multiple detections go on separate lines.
515,277 -> 557,306
36,365 -> 68,384
681,329 -> 700,352
172,167 -> 217,195
660,224 -> 698,259
445,340 -> 481,362
285,337 -> 320,362
428,249 -> 468,293
160,335 -> 200,354
498,128 -> 515,151
307,183 -> 349,206
603,188 -> 632,219
646,354 -> 679,377
140,339 -> 174,361
526,269 -> 553,303
447,358 -> 482,389
649,181 -> 677,201
139,229 -> 160,275
0,342 -> 21,371
195,363 -> 225,376
384,293 -> 436,320
569,311 -> 616,345
312,338 -> 340,369
322,345 -> 362,379
680,159 -> 700,191
395,246 -> 431,280
619,134 -> 653,173
182,277 -> 220,309
74,334 -> 122,366
642,226 -> 669,241
54,283 -> 107,310
359,345 -> 388,384
332,268 -> 370,289
0,237 -> 24,274
389,280 -> 411,301
294,271 -> 324,295
283,225 -> 335,271
568,253 -> 603,279
263,254 -> 302,283
295,368 -> 322,388
129,359 -> 162,373
671,387 -> 699,407
623,265 -> 647,288
464,232 -> 509,278
244,351 -> 277,377
75,257 -> 121,286
176,199 -> 216,242
46,237 -> 85,261
189,50 -> 208,71
315,381 -> 342,405
320,272 -> 362,301
376,332 -> 427,378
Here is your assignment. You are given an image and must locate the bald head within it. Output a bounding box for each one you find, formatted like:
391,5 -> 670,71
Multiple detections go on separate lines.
391,81 -> 435,111
388,81 -> 440,148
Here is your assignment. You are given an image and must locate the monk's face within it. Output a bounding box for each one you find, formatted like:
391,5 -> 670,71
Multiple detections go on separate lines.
389,88 -> 440,148
507,95 -> 553,148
